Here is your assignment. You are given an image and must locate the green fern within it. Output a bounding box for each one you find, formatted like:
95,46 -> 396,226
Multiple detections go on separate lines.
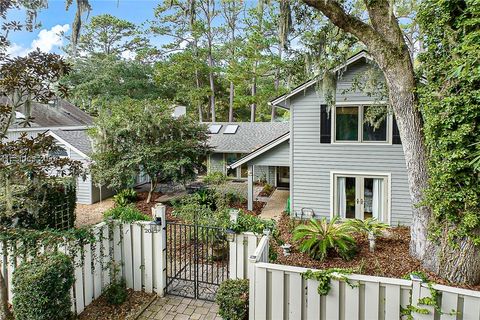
293,216 -> 357,261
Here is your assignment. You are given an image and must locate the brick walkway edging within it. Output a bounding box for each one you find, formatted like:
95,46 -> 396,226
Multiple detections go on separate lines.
137,296 -> 221,320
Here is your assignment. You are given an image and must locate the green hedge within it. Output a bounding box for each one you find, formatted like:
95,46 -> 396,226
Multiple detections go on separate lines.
103,205 -> 151,222
12,252 -> 75,320
216,279 -> 249,320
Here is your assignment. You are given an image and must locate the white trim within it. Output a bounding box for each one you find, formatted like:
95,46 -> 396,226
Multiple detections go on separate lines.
329,170 -> 392,225
7,125 -> 89,132
274,166 -> 278,187
269,51 -> 372,107
47,131 -> 90,160
229,133 -> 290,169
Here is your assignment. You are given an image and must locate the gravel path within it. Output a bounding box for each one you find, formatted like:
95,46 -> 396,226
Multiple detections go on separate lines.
75,198 -> 115,227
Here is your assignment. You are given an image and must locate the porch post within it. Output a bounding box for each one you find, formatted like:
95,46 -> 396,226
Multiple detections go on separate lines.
248,164 -> 254,211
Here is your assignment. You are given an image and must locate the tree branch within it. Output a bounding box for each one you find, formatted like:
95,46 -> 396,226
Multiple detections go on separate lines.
363,0 -> 406,48
301,0 -> 381,48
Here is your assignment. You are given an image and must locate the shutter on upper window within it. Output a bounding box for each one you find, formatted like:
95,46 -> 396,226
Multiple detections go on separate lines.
392,116 -> 402,144
320,104 -> 331,143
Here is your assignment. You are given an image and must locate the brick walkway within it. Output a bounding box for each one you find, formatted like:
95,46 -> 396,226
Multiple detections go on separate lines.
138,296 -> 221,320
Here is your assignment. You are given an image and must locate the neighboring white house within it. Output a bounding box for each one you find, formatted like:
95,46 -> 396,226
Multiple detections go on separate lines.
4,99 -> 119,204
230,51 -> 412,226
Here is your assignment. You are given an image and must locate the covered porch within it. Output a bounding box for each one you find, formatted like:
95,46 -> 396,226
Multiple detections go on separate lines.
229,133 -> 290,211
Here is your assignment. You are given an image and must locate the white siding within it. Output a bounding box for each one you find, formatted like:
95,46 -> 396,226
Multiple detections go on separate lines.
289,60 -> 412,225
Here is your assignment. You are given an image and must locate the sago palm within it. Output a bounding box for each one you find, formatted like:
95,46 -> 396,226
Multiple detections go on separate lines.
293,216 -> 357,261
345,218 -> 389,238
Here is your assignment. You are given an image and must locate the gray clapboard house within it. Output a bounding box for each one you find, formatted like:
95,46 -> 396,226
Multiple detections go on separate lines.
4,99 -> 118,204
206,122 -> 290,185
230,51 -> 412,225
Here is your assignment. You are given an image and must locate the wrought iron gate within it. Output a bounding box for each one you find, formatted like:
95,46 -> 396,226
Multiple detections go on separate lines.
165,220 -> 230,301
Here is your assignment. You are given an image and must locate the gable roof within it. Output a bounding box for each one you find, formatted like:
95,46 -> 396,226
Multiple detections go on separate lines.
206,122 -> 290,153
48,129 -> 93,159
1,97 -> 93,128
269,50 -> 372,108
229,132 -> 290,169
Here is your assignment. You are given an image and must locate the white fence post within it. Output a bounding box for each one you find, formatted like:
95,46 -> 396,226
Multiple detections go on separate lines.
153,204 -> 166,297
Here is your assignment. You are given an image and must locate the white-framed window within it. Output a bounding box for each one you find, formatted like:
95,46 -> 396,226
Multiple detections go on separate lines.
224,153 -> 248,179
333,105 -> 391,143
48,146 -> 69,158
331,171 -> 390,223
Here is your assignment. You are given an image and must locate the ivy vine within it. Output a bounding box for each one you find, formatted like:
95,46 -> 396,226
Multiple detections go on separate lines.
302,268 -> 357,296
401,272 -> 458,319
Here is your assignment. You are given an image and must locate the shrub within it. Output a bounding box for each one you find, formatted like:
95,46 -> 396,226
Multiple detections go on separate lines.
229,212 -> 276,235
203,172 -> 227,185
104,264 -> 127,305
113,188 -> 138,207
103,205 -> 151,222
345,218 -> 389,238
12,252 -> 74,320
293,217 -> 357,261
261,183 -> 274,197
216,279 -> 249,320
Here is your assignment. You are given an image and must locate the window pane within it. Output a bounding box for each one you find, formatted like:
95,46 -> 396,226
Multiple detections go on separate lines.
363,106 -> 387,141
226,153 -> 238,177
337,176 -> 356,218
336,107 -> 359,141
364,178 -> 373,219
240,164 -> 248,178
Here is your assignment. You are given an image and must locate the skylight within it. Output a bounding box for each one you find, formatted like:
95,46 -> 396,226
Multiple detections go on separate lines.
15,111 -> 26,119
224,124 -> 239,134
209,124 -> 222,134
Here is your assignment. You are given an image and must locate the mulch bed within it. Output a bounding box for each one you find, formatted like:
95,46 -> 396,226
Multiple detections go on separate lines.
258,186 -> 276,198
133,191 -> 162,216
273,214 -> 480,291
77,289 -> 156,320
229,200 -> 265,216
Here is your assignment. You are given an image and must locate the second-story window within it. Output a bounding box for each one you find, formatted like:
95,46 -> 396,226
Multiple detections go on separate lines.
334,105 -> 389,143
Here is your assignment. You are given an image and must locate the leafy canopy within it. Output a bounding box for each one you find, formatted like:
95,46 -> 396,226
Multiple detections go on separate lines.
89,99 -> 211,201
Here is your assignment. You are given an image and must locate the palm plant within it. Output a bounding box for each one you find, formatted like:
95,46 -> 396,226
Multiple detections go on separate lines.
345,218 -> 389,252
292,216 -> 357,261
345,218 -> 389,238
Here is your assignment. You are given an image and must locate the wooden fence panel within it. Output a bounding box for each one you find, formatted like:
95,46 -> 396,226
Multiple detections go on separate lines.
237,232 -> 480,320
0,220 -> 164,315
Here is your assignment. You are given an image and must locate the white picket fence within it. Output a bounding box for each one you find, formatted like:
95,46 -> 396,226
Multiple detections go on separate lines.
0,216 -> 166,315
231,232 -> 480,320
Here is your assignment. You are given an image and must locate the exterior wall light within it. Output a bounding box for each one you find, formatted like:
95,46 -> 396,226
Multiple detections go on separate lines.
226,229 -> 236,242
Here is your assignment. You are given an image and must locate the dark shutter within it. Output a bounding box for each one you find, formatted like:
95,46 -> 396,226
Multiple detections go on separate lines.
320,104 -> 331,143
392,116 -> 402,144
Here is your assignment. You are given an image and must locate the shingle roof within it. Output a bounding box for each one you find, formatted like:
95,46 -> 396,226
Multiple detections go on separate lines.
50,129 -> 93,157
206,122 -> 290,153
1,97 -> 93,128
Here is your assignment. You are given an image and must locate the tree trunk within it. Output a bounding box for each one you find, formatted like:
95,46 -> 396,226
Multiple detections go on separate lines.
146,178 -> 156,204
435,227 -> 480,284
379,51 -> 433,263
250,80 -> 256,122
228,81 -> 234,122
0,272 -> 11,320
272,45 -> 283,122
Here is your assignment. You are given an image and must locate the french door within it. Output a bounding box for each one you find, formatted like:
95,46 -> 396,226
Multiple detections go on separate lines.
334,174 -> 388,222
